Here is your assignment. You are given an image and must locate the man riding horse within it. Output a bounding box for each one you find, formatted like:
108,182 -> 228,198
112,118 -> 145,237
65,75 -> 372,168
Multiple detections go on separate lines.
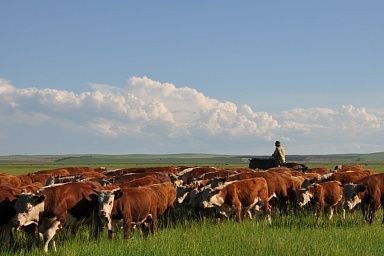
249,141 -> 306,172
272,140 -> 285,166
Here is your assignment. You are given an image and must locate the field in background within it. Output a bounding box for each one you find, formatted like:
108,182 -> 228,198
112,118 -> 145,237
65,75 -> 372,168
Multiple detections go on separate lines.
1,153 -> 384,255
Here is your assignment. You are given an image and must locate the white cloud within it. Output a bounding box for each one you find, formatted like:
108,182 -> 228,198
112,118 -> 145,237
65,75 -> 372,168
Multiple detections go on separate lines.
0,76 -> 383,154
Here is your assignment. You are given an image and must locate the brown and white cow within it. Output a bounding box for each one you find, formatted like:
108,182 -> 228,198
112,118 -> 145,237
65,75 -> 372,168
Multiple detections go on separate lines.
343,173 -> 384,224
0,183 -> 43,249
97,187 -> 158,239
201,177 -> 271,223
0,185 -> 23,248
296,181 -> 343,221
224,171 -> 289,214
12,182 -> 103,252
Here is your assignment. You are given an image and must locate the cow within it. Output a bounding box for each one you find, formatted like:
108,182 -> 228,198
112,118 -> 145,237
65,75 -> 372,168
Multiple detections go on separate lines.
200,177 -> 271,223
306,167 -> 330,175
118,176 -> 166,188
0,183 -> 42,250
320,170 -> 372,184
0,174 -> 23,187
33,166 -> 97,176
333,164 -> 364,172
12,182 -> 103,252
111,172 -> 171,185
97,187 -> 158,239
296,181 -> 343,222
302,170 -> 373,189
0,185 -> 22,249
343,183 -> 367,214
146,182 -> 176,215
343,173 -> 384,224
224,171 -> 290,214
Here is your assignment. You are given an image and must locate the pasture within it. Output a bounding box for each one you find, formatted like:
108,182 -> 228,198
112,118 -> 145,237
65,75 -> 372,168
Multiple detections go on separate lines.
1,154 -> 384,256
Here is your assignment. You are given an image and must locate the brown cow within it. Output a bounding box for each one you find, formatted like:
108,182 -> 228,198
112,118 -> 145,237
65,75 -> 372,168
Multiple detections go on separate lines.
12,182 -> 103,252
225,171 -> 289,214
322,171 -> 372,184
146,182 -> 176,215
118,176 -> 165,188
296,181 -> 343,222
334,164 -> 364,172
112,172 -> 171,185
33,166 -> 97,176
97,187 -> 158,239
201,177 -> 271,223
306,167 -> 330,175
0,174 -> 22,187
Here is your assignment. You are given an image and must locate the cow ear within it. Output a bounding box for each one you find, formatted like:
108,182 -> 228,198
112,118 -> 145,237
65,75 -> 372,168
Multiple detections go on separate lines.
34,195 -> 45,204
113,189 -> 123,199
357,184 -> 367,192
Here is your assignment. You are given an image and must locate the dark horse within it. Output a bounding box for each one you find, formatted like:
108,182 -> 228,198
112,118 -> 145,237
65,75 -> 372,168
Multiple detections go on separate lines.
248,158 -> 307,172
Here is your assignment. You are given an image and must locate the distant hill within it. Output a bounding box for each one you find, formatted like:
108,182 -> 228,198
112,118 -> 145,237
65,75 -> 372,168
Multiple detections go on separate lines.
0,152 -> 383,165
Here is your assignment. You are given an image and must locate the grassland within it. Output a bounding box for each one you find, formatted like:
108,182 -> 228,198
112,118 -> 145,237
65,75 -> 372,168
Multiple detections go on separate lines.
1,153 -> 384,255
4,213 -> 384,256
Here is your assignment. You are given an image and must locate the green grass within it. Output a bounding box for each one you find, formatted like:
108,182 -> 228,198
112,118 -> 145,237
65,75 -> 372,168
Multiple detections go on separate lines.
4,212 -> 384,256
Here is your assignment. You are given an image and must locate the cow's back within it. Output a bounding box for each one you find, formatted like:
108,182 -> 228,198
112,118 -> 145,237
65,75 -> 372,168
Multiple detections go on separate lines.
146,182 -> 176,214
113,187 -> 158,222
41,182 -> 102,221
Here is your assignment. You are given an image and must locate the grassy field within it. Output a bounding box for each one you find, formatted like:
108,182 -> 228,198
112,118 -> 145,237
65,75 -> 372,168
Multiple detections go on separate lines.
1,154 -> 384,255
4,213 -> 384,256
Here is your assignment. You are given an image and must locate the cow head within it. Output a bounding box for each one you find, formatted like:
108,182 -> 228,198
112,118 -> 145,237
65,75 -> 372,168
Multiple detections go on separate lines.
97,189 -> 123,230
296,187 -> 313,207
201,188 -> 224,208
170,174 -> 183,186
176,185 -> 192,204
343,183 -> 366,210
12,193 -> 45,228
207,177 -> 227,189
301,178 -> 313,189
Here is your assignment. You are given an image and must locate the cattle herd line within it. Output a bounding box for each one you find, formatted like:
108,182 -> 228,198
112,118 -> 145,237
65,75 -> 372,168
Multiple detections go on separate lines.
0,163 -> 383,252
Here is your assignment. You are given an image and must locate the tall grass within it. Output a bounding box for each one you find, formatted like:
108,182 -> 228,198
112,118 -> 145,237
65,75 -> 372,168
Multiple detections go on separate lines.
3,210 -> 384,256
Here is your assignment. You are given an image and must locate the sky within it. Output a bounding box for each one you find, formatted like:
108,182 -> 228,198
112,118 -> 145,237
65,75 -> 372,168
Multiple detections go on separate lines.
0,1 -> 383,155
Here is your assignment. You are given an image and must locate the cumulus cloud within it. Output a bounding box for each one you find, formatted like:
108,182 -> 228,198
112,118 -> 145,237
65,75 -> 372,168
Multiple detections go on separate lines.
0,76 -> 383,154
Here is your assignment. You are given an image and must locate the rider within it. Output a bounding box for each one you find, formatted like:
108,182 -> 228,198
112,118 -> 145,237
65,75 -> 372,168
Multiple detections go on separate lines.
272,141 -> 286,166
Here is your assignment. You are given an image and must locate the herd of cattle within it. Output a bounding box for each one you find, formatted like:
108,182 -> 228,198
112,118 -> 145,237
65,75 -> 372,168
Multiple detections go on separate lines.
0,164 -> 383,252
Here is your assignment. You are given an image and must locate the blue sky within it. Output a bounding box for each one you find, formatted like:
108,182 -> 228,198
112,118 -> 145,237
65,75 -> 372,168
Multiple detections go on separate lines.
1,1 -> 383,155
